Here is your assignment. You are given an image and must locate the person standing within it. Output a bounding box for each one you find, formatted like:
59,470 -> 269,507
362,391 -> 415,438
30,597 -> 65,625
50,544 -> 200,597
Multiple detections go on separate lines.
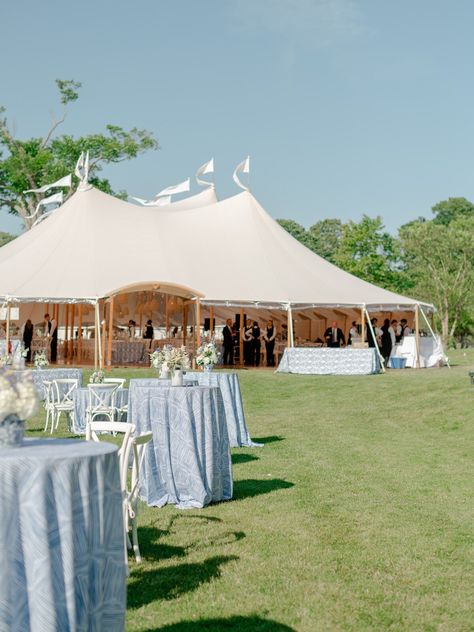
324,321 -> 345,348
44,313 -> 58,362
22,319 -> 34,363
348,321 -> 358,346
222,318 -> 234,365
263,319 -> 276,367
243,318 -> 253,366
143,319 -> 154,348
380,318 -> 393,366
400,318 -> 412,337
251,320 -> 262,367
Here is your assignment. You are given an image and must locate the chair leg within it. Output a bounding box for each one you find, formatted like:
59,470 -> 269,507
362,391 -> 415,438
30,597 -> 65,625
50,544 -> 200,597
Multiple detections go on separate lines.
44,408 -> 50,433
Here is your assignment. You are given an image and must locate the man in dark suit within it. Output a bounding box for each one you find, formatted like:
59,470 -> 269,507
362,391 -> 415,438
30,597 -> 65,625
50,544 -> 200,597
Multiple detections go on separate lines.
324,321 -> 346,348
222,318 -> 234,365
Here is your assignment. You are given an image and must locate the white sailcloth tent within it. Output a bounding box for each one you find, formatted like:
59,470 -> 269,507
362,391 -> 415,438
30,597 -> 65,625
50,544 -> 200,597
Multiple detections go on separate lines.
0,183 -> 432,312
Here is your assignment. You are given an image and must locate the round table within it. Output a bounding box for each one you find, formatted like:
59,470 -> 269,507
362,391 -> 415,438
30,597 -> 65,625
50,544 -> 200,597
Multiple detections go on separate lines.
128,383 -> 233,509
73,387 -> 129,434
0,438 -> 126,631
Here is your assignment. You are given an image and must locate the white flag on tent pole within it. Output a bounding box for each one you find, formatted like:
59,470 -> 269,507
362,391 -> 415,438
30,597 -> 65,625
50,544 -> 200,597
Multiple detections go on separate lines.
196,158 -> 214,188
156,178 -> 190,198
233,156 -> 250,191
38,191 -> 63,207
74,152 -> 85,179
24,173 -> 72,194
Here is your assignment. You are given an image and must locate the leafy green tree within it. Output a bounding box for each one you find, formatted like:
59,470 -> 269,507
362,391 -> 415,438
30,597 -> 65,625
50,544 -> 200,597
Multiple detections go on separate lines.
432,197 -> 474,226
334,215 -> 407,292
400,216 -> 474,344
276,219 -> 313,249
0,231 -> 15,247
307,219 -> 342,263
0,79 -> 159,228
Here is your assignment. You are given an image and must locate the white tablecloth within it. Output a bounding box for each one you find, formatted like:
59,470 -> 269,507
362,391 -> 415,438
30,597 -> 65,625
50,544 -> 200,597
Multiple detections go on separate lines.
389,334 -> 446,368
128,382 -> 233,509
0,438 -> 126,631
277,347 -> 381,375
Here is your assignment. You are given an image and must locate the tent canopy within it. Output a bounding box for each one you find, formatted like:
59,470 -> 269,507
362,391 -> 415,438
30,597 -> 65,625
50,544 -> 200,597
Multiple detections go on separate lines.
0,185 -> 433,312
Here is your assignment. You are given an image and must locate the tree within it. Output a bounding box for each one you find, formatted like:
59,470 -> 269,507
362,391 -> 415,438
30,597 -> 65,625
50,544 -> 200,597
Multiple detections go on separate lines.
432,197 -> 474,226
0,231 -> 15,247
276,219 -> 313,249
307,218 -> 342,263
333,215 -> 407,292
400,216 -> 474,344
0,79 -> 159,228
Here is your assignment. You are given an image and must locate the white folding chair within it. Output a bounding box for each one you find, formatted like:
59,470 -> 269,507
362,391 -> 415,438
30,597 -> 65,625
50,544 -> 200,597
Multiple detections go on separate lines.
103,378 -> 126,388
86,383 -> 118,424
125,432 -> 153,563
42,380 -> 56,433
52,379 -> 79,433
86,421 -> 136,567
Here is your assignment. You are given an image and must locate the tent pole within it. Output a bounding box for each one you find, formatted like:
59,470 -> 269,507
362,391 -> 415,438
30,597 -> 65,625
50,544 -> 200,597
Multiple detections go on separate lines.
70,304 -> 75,361
287,305 -> 294,348
182,303 -> 187,345
96,301 -> 103,371
364,307 -> 385,373
5,300 -> 10,359
210,306 -> 214,337
94,302 -> 98,371
415,304 -> 420,369
107,297 -> 114,369
166,295 -> 170,339
101,302 -> 106,369
77,305 -> 83,364
240,307 -> 244,367
64,304 -> 70,360
192,299 -> 197,368
360,306 -> 365,344
196,297 -> 201,350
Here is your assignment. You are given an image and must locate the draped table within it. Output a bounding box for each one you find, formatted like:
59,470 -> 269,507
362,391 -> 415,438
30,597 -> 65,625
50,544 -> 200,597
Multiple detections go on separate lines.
12,367 -> 83,400
111,341 -> 147,365
73,387 -> 129,434
277,347 -> 381,375
388,335 -> 446,368
128,382 -> 233,509
184,371 -> 261,448
0,439 -> 126,632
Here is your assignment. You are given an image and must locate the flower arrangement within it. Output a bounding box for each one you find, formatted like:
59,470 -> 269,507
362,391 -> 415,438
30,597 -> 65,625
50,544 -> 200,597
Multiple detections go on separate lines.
0,368 -> 40,446
196,341 -> 219,370
0,354 -> 9,367
89,370 -> 105,384
150,345 -> 190,373
34,351 -> 49,368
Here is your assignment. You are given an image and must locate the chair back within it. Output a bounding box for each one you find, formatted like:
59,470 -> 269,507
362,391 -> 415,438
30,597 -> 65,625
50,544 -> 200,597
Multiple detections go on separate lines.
53,379 -> 79,405
86,421 -> 136,490
87,383 -> 118,413
42,380 -> 54,406
103,377 -> 126,388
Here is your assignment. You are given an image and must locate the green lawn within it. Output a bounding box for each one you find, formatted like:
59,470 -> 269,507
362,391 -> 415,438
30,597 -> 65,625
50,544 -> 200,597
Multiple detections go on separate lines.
27,350 -> 474,631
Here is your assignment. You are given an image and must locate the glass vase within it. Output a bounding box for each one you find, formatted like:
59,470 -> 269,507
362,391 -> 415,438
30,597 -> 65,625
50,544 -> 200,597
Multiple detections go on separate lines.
0,414 -> 25,448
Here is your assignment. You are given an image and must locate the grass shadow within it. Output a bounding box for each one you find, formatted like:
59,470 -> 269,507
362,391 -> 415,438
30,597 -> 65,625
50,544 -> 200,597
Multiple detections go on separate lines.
232,453 -> 260,465
128,555 -> 238,607
233,479 -> 294,501
131,526 -> 186,562
142,616 -> 296,631
252,435 -> 285,444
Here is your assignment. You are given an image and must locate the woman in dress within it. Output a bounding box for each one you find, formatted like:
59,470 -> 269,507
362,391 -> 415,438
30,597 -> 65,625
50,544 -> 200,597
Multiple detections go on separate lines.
22,319 -> 34,362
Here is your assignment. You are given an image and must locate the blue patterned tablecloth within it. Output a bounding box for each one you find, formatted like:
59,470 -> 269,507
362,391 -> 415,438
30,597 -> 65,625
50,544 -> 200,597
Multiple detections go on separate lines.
18,368 -> 84,399
276,347 -> 381,375
73,387 -> 129,434
184,372 -> 261,448
0,438 -> 126,632
128,383 -> 233,509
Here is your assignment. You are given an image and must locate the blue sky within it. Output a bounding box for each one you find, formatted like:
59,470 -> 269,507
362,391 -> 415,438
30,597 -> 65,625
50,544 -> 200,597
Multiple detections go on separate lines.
1,0 -> 474,234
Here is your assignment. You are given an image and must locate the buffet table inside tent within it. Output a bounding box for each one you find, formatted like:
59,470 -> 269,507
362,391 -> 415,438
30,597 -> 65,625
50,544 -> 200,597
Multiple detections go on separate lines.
277,347 -> 381,375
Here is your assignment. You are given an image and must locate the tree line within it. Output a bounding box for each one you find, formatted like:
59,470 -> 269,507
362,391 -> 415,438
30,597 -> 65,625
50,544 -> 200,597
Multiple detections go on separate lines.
277,198 -> 474,346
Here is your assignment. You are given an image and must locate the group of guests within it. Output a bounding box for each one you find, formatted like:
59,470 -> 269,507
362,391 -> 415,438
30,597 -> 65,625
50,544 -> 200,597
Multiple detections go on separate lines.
21,313 -> 57,363
222,318 -> 276,367
368,318 -> 412,365
323,317 -> 413,364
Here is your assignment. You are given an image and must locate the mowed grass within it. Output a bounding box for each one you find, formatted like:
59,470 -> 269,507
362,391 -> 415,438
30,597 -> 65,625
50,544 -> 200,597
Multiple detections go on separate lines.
26,350 -> 474,631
